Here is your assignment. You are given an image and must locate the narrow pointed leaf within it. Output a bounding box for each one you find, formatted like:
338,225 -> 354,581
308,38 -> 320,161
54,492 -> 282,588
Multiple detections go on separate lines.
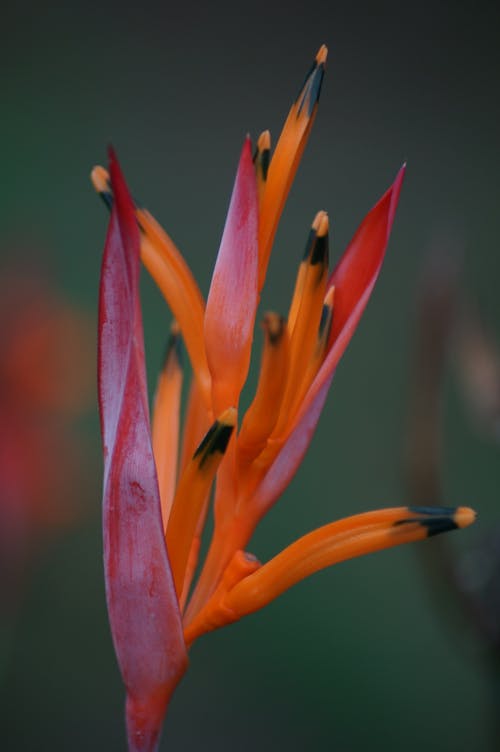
98,149 -> 187,751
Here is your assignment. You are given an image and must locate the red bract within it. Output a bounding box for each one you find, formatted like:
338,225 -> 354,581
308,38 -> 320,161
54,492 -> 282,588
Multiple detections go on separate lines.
98,151 -> 187,751
95,47 -> 475,750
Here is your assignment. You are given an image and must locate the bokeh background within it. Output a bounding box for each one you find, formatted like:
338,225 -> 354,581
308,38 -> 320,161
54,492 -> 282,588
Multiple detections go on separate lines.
1,0 -> 500,749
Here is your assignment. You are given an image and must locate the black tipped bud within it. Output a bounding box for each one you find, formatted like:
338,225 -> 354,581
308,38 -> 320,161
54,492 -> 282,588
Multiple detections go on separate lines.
302,212 -> 329,267
295,51 -> 327,118
263,312 -> 286,346
310,233 -> 328,266
394,506 -> 473,538
193,409 -> 236,469
162,323 -> 183,372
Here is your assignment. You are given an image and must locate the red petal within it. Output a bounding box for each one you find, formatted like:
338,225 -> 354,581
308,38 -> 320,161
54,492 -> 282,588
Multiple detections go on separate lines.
297,165 -> 405,426
253,167 -> 405,515
204,137 -> 259,414
98,149 -> 187,750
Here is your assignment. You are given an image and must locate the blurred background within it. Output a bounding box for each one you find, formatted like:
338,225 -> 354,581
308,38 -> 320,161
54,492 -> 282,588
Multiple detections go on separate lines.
1,0 -> 500,749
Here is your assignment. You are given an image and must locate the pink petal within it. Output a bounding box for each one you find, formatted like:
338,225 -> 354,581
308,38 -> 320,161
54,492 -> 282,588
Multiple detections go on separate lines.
98,149 -> 187,751
254,373 -> 333,515
204,137 -> 259,414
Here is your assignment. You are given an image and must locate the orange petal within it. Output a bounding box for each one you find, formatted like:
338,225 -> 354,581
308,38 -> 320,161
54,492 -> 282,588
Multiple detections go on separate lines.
272,211 -> 329,437
151,323 -> 183,529
91,165 -> 211,406
184,506 -> 476,643
179,375 -> 212,473
258,45 -> 327,289
238,313 -> 289,465
301,285 -> 335,390
166,408 -> 236,597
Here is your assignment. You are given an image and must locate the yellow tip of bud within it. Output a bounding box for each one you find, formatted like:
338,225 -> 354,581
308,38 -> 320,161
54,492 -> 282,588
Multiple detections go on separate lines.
257,130 -> 271,151
316,44 -> 328,65
218,406 -> 237,427
312,210 -> 329,237
91,165 -> 110,193
454,506 -> 477,529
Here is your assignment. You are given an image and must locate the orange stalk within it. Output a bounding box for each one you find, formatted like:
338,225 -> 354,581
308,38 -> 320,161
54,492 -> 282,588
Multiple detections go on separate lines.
227,507 -> 476,616
238,313 -> 289,465
272,211 -> 329,438
137,210 -> 210,399
258,45 -> 327,289
184,506 -> 476,643
287,256 -> 308,336
182,512 -> 253,625
179,375 -> 212,473
166,408 -> 236,597
253,130 -> 271,208
295,284 -> 335,411
91,166 -> 211,406
151,322 -> 183,528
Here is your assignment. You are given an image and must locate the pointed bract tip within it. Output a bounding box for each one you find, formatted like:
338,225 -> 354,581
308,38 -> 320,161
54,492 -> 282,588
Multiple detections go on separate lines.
107,144 -> 118,164
392,163 -> 407,195
239,136 -> 256,172
316,44 -> 328,65
454,506 -> 476,529
107,147 -> 129,198
381,163 -> 406,233
243,134 -> 253,153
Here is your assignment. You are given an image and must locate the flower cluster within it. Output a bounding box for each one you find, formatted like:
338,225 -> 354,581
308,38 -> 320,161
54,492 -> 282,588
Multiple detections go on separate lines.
93,46 -> 475,751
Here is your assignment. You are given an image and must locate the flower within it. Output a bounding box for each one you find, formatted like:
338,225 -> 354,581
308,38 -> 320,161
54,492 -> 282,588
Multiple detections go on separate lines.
93,46 -> 476,751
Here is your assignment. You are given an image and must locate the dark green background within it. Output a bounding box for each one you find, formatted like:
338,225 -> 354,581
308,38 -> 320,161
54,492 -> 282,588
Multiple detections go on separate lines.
1,1 -> 499,749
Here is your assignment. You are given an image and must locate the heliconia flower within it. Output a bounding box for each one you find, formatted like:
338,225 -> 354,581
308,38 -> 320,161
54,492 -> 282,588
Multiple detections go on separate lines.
93,46 -> 476,751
